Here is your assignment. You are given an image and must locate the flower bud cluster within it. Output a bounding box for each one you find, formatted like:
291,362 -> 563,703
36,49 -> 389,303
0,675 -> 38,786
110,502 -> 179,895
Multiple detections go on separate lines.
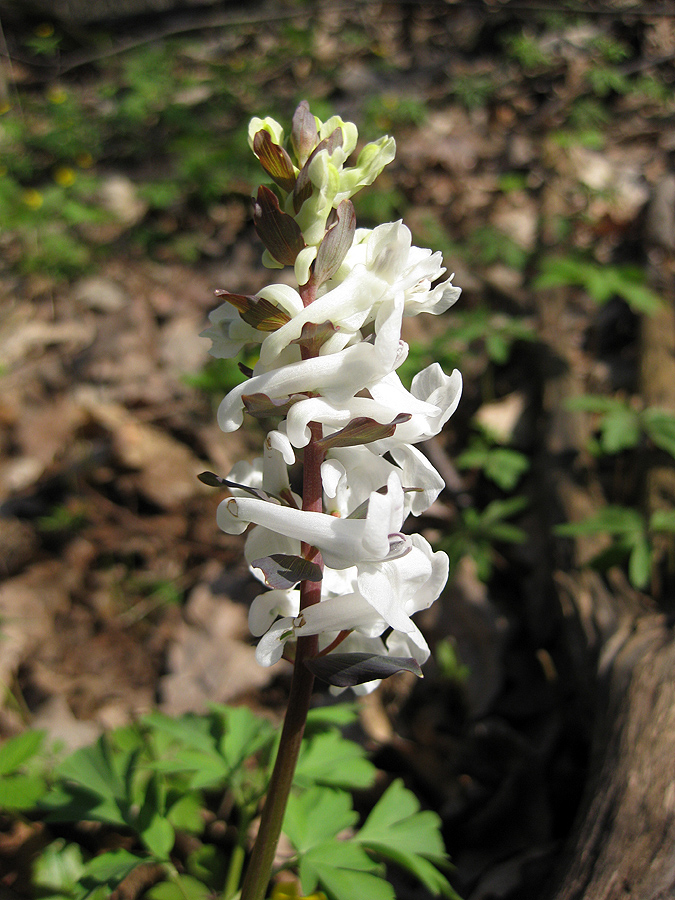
202,102 -> 462,692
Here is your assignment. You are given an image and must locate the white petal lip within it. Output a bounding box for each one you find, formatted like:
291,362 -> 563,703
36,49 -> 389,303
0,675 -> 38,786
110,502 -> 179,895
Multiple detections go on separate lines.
219,338 -> 393,434
258,266 -> 386,366
217,473 -> 405,569
294,593 -> 385,637
217,297 -> 405,433
255,617 -> 296,666
249,589 -> 300,636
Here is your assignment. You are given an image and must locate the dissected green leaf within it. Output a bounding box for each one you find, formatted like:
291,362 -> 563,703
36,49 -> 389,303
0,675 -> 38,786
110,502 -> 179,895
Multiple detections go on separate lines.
356,779 -> 457,898
33,840 -> 86,899
56,736 -> 125,801
650,509 -> 675,534
146,875 -> 212,900
628,535 -> 652,590
298,842 -> 392,900
305,704 -> 358,730
644,408 -> 675,459
217,704 -> 277,772
0,729 -> 45,776
284,786 -> 357,852
556,506 -> 645,538
166,792 -> 204,834
186,843 -> 227,890
457,440 -> 529,491
599,407 -> 641,453
0,773 -> 47,810
294,731 -> 376,791
137,776 -> 174,859
43,736 -> 129,826
80,849 -> 145,891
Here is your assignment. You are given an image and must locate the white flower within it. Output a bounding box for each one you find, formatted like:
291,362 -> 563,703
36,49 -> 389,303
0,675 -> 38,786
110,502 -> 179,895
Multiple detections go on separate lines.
206,103 -> 462,690
201,284 -> 303,360
217,295 -> 407,433
218,472 -> 407,570
252,534 -> 446,672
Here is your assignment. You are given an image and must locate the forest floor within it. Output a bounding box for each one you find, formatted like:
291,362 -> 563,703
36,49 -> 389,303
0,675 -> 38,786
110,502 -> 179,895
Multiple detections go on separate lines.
1,2 -> 675,898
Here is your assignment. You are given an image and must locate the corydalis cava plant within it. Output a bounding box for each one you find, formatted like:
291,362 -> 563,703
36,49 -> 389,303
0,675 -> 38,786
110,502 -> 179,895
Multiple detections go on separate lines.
201,101 -> 461,900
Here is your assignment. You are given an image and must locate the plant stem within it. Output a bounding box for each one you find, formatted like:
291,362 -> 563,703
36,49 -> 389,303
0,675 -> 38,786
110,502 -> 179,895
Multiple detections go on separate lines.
239,425 -> 324,900
223,842 -> 246,900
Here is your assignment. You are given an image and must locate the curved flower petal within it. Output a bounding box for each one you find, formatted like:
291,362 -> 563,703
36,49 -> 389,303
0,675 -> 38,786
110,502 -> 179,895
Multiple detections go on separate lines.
255,616 -> 296,666
217,297 -> 405,433
249,589 -> 300,637
218,472 -> 405,569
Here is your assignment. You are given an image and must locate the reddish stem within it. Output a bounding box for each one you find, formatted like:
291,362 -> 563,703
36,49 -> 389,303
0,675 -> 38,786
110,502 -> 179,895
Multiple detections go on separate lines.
239,420 -> 324,900
316,629 -> 353,657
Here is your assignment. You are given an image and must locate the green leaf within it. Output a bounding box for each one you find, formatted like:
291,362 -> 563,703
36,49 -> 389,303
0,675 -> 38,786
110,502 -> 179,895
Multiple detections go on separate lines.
650,509 -> 675,534
166,792 -> 204,834
80,849 -> 145,891
600,407 -> 641,453
186,843 -> 227,890
483,448 -> 530,491
356,779 -> 457,897
481,495 -> 528,524
33,840 -> 85,898
146,875 -> 212,900
0,729 -> 45,776
616,279 -> 662,315
644,408 -> 675,459
43,736 -> 129,826
305,704 -> 358,730
294,732 -> 377,791
217,704 -> 277,773
148,749 -> 229,790
628,536 -> 652,590
56,735 -> 125,802
299,842 -> 392,900
0,773 -> 47,810
566,394 -> 623,414
137,776 -> 174,859
142,711 -> 215,754
556,506 -> 645,538
284,786 -> 358,852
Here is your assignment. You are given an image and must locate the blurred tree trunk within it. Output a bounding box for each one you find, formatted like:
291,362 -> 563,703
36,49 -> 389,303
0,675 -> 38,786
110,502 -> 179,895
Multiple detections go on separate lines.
546,176 -> 675,900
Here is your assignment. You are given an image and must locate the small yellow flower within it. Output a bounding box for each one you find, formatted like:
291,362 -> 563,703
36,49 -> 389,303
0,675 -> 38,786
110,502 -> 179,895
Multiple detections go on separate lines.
22,189 -> 44,209
0,102 -> 11,115
47,86 -> 68,105
54,166 -> 76,187
76,152 -> 94,169
35,23 -> 55,37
